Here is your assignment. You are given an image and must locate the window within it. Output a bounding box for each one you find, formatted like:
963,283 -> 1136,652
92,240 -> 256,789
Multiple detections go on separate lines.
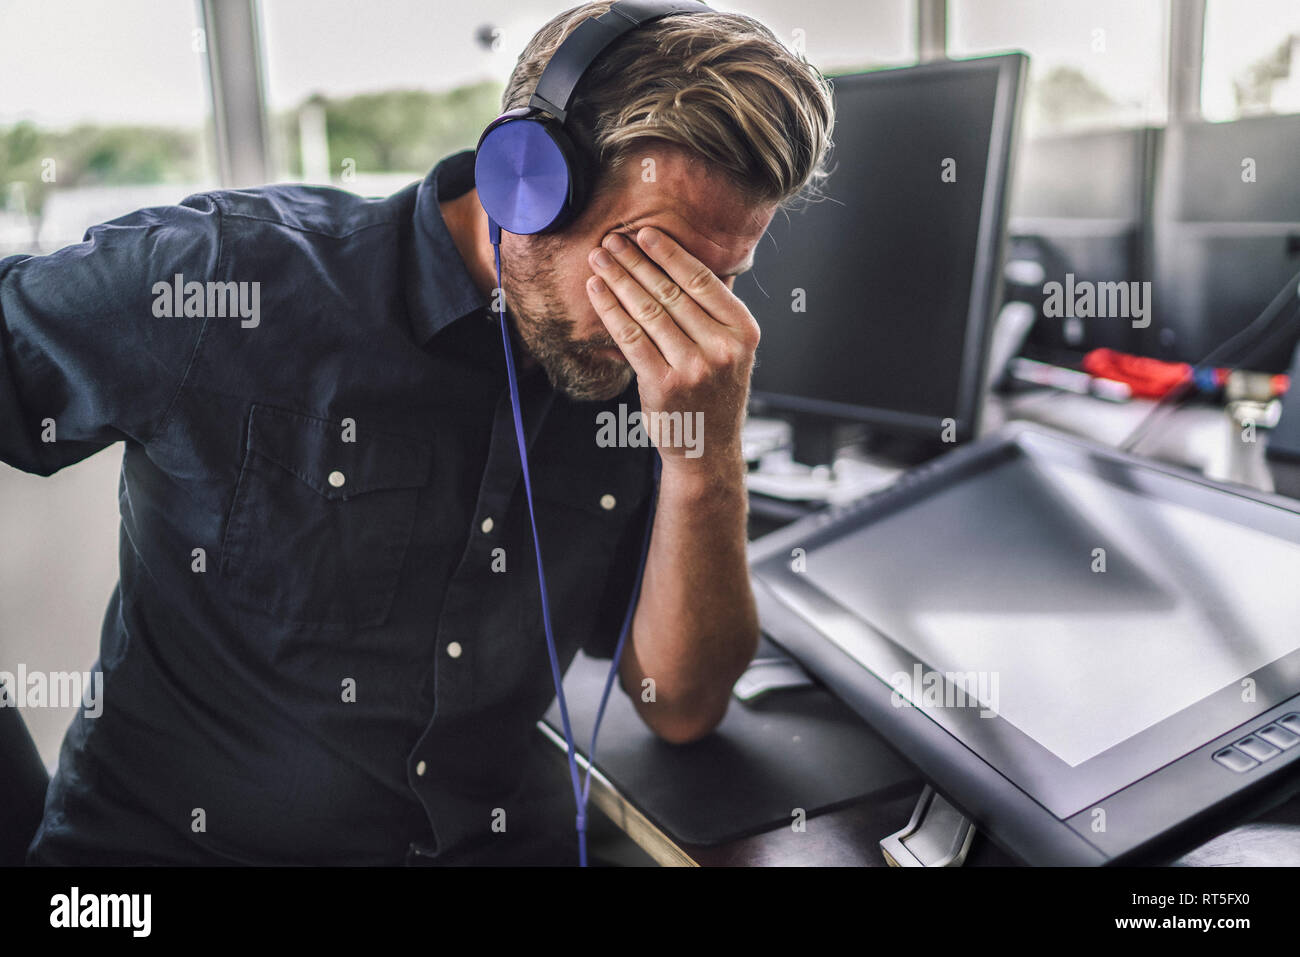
720,0 -> 917,75
257,0 -> 569,190
948,0 -> 1170,137
1202,0 -> 1300,122
256,1 -> 909,192
0,0 -> 216,257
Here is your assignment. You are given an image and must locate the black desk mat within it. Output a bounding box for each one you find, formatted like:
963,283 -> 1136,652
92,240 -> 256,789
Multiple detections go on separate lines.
542,637 -> 922,847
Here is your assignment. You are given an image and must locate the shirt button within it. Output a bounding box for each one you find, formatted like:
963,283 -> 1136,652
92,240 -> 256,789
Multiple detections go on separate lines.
328,470 -> 346,488
480,517 -> 494,534
447,641 -> 463,659
415,760 -> 426,776
600,493 -> 616,510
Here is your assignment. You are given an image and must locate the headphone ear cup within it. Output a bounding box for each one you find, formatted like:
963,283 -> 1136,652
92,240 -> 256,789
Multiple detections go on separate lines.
474,113 -> 585,235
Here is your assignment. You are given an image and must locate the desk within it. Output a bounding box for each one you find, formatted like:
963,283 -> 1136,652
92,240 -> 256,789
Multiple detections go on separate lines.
537,666 -> 1016,866
539,392 -> 1300,866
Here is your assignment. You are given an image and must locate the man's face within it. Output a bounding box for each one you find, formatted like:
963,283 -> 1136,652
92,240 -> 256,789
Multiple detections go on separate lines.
497,146 -> 776,401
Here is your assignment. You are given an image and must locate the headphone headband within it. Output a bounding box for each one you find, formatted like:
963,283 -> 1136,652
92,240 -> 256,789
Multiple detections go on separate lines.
529,0 -> 711,123
475,0 -> 710,236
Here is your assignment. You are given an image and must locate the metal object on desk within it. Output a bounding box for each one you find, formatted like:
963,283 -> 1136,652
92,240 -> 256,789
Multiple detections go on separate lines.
732,655 -> 816,702
1172,822 -> 1300,867
1266,339 -> 1300,465
1223,400 -> 1279,492
880,785 -> 977,867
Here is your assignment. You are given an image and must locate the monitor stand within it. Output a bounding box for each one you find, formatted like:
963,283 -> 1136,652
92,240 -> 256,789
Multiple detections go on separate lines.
789,415 -> 862,469
787,413 -> 944,470
745,413 -> 928,507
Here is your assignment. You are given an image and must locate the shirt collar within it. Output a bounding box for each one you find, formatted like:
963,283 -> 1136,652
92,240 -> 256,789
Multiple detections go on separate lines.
407,149 -> 489,346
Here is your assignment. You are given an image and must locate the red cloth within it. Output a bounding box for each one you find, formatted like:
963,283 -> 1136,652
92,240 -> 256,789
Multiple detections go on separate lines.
1082,348 -> 1192,399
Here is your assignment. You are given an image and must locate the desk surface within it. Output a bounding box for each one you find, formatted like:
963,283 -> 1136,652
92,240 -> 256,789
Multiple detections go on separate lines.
540,712 -> 1300,865
541,393 -> 1300,866
538,678 -> 1018,867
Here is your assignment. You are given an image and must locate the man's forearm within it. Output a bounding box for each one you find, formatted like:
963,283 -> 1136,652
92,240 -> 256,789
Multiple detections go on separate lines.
582,222 -> 770,742
618,454 -> 759,743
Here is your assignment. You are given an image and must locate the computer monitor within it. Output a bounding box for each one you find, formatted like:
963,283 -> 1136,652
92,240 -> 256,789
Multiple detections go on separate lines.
736,53 -> 1026,455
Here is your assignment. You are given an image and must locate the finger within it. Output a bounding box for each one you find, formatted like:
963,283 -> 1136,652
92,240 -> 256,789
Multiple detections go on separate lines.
585,275 -> 670,383
588,245 -> 697,369
600,232 -> 729,354
634,226 -> 747,330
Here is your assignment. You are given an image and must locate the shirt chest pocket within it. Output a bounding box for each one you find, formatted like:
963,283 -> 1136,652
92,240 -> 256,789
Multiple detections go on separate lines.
519,452 -> 655,649
220,403 -> 433,628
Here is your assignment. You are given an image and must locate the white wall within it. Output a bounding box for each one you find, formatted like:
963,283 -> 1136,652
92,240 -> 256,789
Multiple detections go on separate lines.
0,446 -> 123,772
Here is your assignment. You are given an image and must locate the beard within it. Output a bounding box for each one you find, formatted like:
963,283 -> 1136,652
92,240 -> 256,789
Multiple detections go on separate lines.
497,234 -> 634,402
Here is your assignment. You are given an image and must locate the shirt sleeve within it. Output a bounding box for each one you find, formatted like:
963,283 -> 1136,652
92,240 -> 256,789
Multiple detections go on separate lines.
0,193 -> 222,475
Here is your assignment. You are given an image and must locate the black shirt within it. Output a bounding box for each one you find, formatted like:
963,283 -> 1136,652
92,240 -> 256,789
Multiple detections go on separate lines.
1,149 -> 654,865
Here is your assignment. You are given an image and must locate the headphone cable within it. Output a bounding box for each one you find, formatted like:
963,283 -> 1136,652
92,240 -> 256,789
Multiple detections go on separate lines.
492,227 -> 660,866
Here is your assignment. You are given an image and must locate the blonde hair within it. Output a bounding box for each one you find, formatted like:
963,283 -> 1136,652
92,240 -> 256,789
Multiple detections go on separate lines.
502,2 -> 835,209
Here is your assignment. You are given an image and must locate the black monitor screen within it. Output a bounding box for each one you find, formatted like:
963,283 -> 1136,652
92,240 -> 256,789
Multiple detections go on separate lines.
737,57 -> 1019,438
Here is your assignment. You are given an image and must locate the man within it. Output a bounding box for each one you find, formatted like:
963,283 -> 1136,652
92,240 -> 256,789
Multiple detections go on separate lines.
4,2 -> 832,865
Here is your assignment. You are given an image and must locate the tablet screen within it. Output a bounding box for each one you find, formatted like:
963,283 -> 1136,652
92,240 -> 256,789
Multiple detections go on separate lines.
806,452 -> 1300,767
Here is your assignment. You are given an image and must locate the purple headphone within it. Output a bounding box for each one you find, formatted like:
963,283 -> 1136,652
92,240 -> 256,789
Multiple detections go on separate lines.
474,0 -> 710,238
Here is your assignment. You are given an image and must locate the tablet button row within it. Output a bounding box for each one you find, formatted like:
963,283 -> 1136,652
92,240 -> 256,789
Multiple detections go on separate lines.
1212,747 -> 1258,773
1213,713 -> 1300,772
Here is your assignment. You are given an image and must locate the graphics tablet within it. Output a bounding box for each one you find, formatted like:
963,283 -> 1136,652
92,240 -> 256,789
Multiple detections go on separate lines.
750,423 -> 1300,864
